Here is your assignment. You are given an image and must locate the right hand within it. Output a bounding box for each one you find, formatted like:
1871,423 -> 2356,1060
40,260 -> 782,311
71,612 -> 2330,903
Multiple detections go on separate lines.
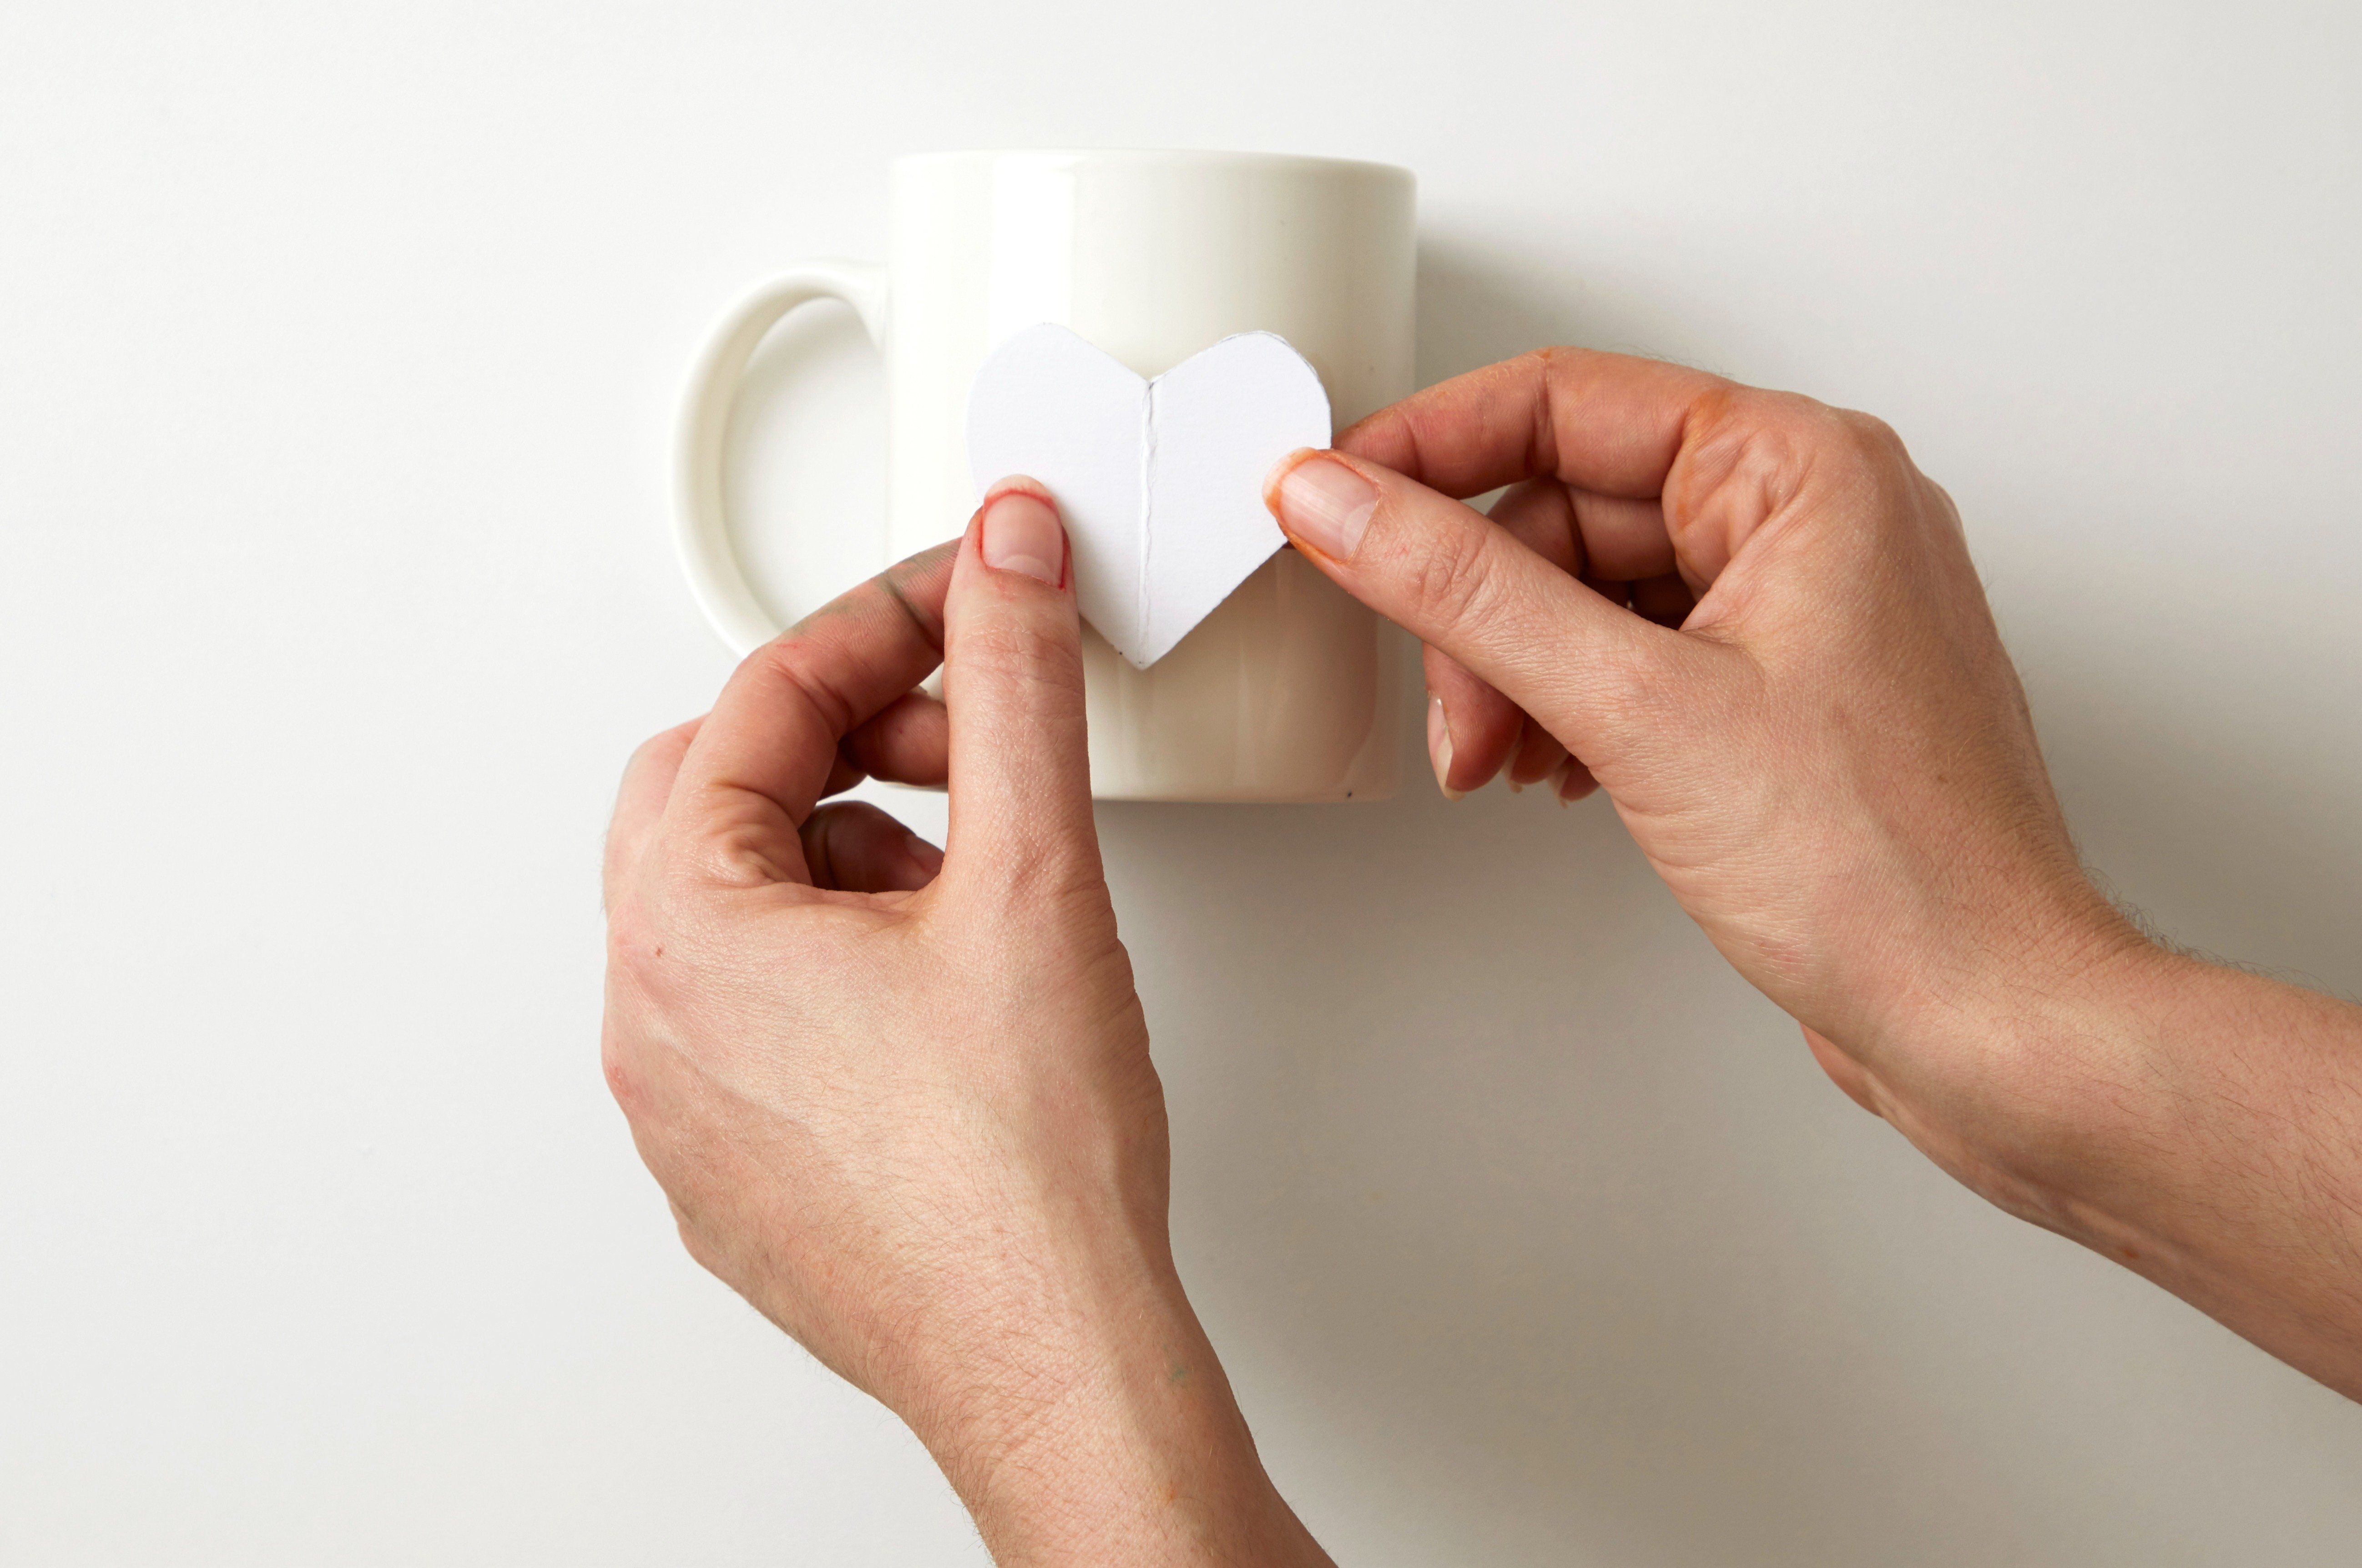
1262,350 -> 2142,1223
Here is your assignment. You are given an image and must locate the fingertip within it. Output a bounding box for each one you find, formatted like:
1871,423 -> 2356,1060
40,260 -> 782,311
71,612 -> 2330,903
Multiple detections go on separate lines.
1265,449 -> 1379,563
972,481 -> 1070,590
1426,694 -> 1464,800
1550,755 -> 1600,804
623,716 -> 702,780
1329,403 -> 1416,469
841,690 -> 949,789
1506,719 -> 1570,790
1423,647 -> 1521,797
975,472 -> 1060,530
798,802 -> 945,894
1261,446 -> 1323,515
902,829 -> 944,880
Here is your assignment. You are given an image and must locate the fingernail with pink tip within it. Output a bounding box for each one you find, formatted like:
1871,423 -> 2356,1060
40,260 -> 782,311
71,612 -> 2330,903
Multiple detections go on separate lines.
980,485 -> 1066,586
1427,695 -> 1465,801
1269,452 -> 1377,561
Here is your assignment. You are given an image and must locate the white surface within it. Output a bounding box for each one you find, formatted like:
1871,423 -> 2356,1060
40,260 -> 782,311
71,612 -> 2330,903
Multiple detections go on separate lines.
966,325 -> 1327,667
2,2 -> 2358,1564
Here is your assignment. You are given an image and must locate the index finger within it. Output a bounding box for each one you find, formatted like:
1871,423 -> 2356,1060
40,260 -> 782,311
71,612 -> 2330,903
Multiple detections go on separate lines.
1335,347 -> 1731,502
669,540 -> 957,873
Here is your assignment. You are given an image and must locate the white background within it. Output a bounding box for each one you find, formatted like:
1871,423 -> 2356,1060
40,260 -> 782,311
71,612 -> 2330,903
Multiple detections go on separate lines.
4,1 -> 2359,1562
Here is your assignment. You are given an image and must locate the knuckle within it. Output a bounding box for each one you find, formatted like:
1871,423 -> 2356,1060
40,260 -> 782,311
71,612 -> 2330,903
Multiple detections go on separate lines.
1816,407 -> 1927,515
754,638 -> 831,707
953,862 -> 1116,953
1675,386 -> 1794,504
603,883 -> 678,993
1820,406 -> 1915,486
1520,344 -> 1574,380
1401,519 -> 1502,638
599,1030 -> 639,1113
955,613 -> 1083,695
604,890 -> 651,963
1678,388 -> 1921,525
1579,644 -> 1671,733
626,716 -> 696,769
1738,389 -> 1842,464
1755,394 -> 1898,467
738,636 -> 854,735
737,630 -> 803,689
1586,636 -> 1743,749
1837,408 -> 1903,456
626,731 -> 669,772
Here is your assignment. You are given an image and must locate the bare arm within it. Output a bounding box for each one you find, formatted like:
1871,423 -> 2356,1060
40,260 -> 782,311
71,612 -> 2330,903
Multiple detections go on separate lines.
601,353 -> 2360,1568
1987,947 -> 2362,1394
1267,348 -> 2362,1397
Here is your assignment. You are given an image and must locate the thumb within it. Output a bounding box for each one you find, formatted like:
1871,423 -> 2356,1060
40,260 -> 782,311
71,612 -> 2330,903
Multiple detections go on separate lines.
938,479 -> 1100,894
1263,449 -> 1727,766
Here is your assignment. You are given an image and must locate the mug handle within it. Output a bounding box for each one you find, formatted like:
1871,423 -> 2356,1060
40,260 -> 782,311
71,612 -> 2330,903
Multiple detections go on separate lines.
672,262 -> 889,656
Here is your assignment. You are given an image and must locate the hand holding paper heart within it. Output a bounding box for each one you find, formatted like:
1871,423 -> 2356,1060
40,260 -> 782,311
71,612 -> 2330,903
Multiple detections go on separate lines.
965,323 -> 1333,667
1270,346 -> 2362,1404
604,496 -> 1334,1562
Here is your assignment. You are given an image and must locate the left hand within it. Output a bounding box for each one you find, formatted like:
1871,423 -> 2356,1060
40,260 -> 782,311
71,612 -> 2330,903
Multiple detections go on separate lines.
601,482 -> 1330,1566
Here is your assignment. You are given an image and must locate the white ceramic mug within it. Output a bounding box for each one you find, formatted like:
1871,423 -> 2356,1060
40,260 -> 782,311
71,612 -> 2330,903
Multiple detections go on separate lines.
676,149 -> 1417,802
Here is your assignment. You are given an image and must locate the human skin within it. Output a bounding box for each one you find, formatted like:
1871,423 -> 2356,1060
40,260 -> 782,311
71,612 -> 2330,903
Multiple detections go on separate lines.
1270,348 -> 2362,1399
602,481 -> 1332,1566
605,354 -> 2362,1564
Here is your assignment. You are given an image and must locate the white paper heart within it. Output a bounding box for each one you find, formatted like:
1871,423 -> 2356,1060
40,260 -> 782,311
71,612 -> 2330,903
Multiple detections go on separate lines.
965,323 -> 1333,668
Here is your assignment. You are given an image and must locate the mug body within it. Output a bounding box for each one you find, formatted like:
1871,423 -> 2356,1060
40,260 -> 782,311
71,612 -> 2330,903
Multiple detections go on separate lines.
884,150 -> 1416,802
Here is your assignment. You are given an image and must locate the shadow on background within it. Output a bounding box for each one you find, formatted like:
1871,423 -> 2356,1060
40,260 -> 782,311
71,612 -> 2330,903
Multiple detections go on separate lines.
1093,239 -> 2362,1567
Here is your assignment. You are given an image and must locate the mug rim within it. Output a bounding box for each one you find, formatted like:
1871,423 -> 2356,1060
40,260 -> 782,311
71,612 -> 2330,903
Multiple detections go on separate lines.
891,147 -> 1412,185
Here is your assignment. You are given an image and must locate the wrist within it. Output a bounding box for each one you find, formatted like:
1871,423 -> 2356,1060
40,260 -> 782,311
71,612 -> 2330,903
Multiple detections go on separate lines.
1856,876 -> 2164,1233
894,1240 -> 1327,1568
1890,924 -> 2362,1396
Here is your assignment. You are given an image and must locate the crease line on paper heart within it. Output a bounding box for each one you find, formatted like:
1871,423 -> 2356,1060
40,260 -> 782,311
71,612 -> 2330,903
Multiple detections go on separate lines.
1136,376 -> 1158,661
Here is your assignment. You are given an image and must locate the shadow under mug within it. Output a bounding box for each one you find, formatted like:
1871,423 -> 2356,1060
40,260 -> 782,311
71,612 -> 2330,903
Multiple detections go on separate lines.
676,149 -> 1417,802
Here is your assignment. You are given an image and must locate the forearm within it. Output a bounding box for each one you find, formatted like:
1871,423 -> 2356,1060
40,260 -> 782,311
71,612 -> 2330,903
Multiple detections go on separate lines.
903,1250 -> 1332,1568
2054,948 -> 2362,1393
1928,938 -> 2362,1397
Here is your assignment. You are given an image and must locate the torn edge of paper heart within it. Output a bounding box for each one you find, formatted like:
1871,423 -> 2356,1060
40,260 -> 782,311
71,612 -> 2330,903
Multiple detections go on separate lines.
964,323 -> 1333,669
1136,386 -> 1160,660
